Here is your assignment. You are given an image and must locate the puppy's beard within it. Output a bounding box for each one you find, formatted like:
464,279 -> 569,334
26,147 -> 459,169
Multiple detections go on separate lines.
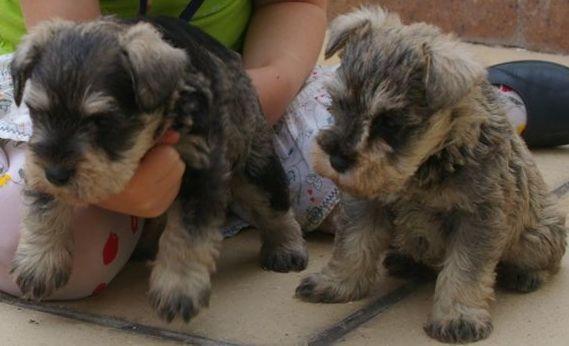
25,116 -> 162,204
312,112 -> 453,200
312,141 -> 404,199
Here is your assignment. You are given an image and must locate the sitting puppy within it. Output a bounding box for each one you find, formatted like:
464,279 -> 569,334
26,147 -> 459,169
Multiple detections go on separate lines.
10,16 -> 308,322
296,7 -> 567,343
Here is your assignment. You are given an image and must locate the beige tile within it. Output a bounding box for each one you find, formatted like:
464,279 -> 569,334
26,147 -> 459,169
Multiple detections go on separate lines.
0,302 -> 175,346
533,146 -> 569,191
465,43 -> 569,67
58,230 -> 403,345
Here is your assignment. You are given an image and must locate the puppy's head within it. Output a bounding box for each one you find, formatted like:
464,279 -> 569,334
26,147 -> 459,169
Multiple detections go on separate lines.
11,19 -> 188,203
314,6 -> 486,199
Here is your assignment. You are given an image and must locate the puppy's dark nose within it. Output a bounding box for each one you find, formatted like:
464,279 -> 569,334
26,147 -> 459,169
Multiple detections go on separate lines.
45,167 -> 75,186
329,154 -> 353,173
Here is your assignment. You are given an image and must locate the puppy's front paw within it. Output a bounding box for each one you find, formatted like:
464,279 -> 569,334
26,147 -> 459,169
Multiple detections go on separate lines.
295,273 -> 366,303
149,266 -> 211,323
11,245 -> 72,300
261,243 -> 308,272
424,313 -> 493,343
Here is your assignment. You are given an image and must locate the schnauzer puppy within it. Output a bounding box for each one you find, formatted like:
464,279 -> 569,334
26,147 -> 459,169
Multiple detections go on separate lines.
296,7 -> 567,343
10,16 -> 308,322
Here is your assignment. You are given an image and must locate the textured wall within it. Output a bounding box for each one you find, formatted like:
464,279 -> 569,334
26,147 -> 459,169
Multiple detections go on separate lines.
328,0 -> 569,54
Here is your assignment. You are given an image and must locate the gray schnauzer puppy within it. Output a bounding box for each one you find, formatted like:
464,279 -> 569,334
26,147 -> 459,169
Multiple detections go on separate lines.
10,16 -> 308,322
296,7 -> 567,343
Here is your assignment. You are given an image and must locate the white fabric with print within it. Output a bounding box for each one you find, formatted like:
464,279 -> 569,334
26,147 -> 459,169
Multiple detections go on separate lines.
225,66 -> 341,235
0,54 -> 33,142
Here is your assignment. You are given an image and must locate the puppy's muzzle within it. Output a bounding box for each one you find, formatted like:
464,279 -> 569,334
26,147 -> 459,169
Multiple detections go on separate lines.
45,166 -> 75,186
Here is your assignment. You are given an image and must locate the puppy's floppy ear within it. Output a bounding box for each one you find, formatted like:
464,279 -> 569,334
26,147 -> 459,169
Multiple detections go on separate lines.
172,76 -> 213,132
325,6 -> 399,58
421,34 -> 486,110
10,20 -> 73,106
119,22 -> 188,112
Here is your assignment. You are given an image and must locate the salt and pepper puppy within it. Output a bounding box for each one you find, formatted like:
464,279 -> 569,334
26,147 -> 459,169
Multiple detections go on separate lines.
10,16 -> 308,322
296,7 -> 567,343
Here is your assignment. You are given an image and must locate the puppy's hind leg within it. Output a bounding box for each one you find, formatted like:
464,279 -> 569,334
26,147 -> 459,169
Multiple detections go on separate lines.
296,198 -> 390,303
11,190 -> 74,300
131,214 -> 167,261
498,202 -> 567,293
232,153 -> 307,272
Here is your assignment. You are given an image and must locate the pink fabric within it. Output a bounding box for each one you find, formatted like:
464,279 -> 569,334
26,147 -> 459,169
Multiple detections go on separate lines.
0,141 -> 142,300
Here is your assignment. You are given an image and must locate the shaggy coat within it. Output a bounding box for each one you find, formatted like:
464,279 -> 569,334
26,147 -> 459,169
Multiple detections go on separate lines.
296,7 -> 567,344
10,16 -> 308,322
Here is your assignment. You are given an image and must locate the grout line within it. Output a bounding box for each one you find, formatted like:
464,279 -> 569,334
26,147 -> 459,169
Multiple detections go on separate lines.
307,280 -> 423,346
552,180 -> 569,199
306,180 -> 569,345
0,292 -> 241,346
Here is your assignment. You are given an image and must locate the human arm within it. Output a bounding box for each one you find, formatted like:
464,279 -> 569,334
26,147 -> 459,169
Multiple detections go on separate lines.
243,0 -> 327,125
20,0 -> 101,28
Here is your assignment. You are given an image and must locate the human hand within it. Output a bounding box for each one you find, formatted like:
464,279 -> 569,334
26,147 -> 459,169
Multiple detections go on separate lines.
98,130 -> 185,218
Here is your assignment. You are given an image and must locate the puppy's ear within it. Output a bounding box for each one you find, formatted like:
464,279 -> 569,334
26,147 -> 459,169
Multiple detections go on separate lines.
325,6 -> 399,58
172,79 -> 212,132
10,20 -> 73,106
119,22 -> 187,112
421,36 -> 486,110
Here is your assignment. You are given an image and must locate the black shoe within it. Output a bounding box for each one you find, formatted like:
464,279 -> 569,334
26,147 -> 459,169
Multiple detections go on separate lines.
488,60 -> 569,148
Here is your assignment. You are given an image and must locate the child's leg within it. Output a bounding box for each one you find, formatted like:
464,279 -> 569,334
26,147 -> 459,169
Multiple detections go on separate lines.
0,141 -> 142,300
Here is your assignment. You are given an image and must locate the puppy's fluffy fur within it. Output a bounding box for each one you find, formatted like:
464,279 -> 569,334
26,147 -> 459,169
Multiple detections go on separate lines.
296,7 -> 567,343
10,16 -> 308,322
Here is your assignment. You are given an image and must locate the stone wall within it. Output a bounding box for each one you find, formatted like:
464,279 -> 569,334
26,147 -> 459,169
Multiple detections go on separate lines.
328,0 -> 569,54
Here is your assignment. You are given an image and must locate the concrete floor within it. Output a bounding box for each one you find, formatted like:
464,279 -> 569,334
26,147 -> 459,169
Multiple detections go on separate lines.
1,44 -> 568,345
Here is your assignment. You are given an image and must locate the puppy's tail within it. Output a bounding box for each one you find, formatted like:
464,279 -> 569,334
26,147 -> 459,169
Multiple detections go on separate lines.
325,5 -> 400,58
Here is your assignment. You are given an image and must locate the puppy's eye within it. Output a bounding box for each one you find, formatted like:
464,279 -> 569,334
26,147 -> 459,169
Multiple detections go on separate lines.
370,116 -> 399,142
85,113 -> 114,130
93,116 -> 111,127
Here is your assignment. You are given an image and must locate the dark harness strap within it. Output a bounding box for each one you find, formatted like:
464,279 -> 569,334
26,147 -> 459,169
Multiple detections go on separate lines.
138,0 -> 148,16
138,0 -> 205,21
178,0 -> 206,22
